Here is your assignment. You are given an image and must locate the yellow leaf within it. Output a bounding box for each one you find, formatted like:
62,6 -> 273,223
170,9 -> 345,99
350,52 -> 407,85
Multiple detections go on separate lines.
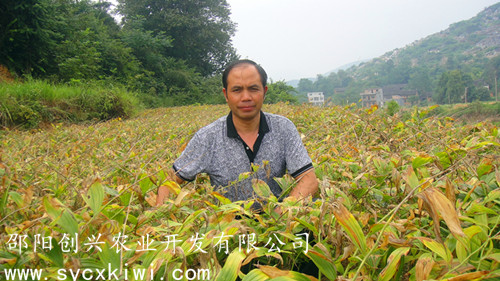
444,271 -> 490,281
415,253 -> 435,281
417,187 -> 465,240
332,201 -> 368,255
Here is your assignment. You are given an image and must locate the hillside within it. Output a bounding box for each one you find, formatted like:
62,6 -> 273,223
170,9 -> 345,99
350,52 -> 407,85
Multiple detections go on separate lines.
361,2 -> 500,76
297,2 -> 500,105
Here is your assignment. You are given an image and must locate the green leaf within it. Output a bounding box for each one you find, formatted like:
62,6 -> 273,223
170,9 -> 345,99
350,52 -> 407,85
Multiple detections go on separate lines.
8,191 -> 22,207
268,272 -> 311,281
412,156 -> 433,169
332,202 -> 368,255
456,238 -> 468,263
379,247 -> 410,281
403,166 -> 419,189
213,192 -> 232,205
139,175 -> 154,195
85,181 -> 105,215
252,179 -> 274,199
466,203 -> 499,216
38,240 -> 64,268
241,269 -> 270,281
419,237 -> 452,263
43,196 -> 79,235
294,218 -> 318,236
436,151 -> 451,169
484,189 -> 500,204
215,250 -> 246,281
484,253 -> 500,263
477,162 -> 493,178
306,243 -> 337,280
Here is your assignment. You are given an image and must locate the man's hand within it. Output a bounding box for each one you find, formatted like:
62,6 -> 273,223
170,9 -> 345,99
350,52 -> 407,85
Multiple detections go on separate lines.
274,169 -> 318,215
155,170 -> 185,206
155,185 -> 170,206
289,168 -> 319,200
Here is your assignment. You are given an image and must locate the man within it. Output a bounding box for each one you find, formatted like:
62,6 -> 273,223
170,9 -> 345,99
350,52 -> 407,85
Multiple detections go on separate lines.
156,59 -> 318,207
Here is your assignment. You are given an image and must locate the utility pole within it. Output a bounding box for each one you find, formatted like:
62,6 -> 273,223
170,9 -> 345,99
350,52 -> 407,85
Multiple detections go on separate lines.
495,73 -> 498,102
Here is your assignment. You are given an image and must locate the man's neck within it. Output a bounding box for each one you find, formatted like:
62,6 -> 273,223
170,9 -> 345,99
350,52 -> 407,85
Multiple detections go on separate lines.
232,112 -> 260,135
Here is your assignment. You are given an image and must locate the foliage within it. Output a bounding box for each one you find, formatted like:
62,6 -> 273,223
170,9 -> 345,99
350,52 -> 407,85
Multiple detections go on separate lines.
117,0 -> 238,76
427,102 -> 500,125
0,0 -> 235,106
1,103 -> 498,280
0,79 -> 141,128
386,100 -> 400,116
434,70 -> 492,105
266,81 -> 299,104
0,0 -> 59,76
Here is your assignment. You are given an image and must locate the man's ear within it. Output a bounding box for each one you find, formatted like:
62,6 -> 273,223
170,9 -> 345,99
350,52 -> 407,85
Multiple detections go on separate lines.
223,88 -> 228,102
263,85 -> 268,100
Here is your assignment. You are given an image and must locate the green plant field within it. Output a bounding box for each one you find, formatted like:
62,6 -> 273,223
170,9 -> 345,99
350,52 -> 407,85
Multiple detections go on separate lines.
0,103 -> 499,281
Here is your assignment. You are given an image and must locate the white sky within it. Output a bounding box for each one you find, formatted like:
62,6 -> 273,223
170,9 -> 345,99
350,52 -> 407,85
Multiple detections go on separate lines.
227,0 -> 500,81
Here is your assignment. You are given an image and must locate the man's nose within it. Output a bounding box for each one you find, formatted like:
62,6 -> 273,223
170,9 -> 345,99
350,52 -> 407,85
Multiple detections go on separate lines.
241,89 -> 252,100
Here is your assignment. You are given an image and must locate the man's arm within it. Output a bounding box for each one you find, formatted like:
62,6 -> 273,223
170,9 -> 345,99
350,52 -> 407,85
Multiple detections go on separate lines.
155,169 -> 185,206
288,168 -> 319,200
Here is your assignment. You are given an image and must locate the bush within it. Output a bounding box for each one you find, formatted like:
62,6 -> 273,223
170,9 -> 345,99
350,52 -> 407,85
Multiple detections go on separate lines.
0,79 -> 142,128
386,100 -> 400,116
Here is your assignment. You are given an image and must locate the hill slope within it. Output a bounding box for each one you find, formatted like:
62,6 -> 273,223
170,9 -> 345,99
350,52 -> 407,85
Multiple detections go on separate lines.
297,3 -> 500,104
365,2 -> 500,74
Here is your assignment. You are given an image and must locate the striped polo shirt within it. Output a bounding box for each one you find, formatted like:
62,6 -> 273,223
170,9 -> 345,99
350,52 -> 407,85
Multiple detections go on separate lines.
173,111 -> 313,202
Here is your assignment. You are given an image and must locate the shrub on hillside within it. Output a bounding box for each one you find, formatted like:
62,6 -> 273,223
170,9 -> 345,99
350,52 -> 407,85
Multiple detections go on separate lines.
0,80 -> 141,128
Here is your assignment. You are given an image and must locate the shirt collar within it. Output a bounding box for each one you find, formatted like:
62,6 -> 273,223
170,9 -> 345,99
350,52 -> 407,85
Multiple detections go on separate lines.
226,111 -> 269,138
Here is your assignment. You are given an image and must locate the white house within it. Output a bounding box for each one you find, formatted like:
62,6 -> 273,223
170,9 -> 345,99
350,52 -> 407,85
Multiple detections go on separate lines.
307,92 -> 324,106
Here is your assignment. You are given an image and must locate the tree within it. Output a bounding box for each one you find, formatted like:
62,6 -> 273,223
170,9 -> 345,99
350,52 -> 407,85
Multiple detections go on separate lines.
297,78 -> 314,93
117,0 -> 238,76
408,67 -> 433,94
0,0 -> 59,76
265,81 -> 298,104
435,70 -> 475,104
483,55 -> 500,101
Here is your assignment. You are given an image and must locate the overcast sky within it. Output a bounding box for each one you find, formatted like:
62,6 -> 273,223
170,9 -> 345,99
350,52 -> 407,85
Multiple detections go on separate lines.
226,0 -> 500,81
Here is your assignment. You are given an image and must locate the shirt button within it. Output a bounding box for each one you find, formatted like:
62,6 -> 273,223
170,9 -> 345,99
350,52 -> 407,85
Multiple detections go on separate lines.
246,147 -> 249,150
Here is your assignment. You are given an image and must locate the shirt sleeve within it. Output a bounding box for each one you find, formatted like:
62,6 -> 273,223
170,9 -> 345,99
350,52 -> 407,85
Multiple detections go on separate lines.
172,130 -> 212,182
282,118 -> 313,178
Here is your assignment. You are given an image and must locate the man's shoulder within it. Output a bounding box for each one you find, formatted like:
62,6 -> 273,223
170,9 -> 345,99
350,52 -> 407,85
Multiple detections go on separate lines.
193,115 -> 226,138
263,112 -> 296,130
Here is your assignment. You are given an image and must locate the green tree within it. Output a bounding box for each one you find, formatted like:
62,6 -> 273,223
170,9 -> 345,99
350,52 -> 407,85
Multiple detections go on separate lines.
49,0 -> 141,82
386,100 -> 400,116
408,67 -> 433,94
0,0 -> 58,76
117,0 -> 238,76
435,70 -> 474,104
298,78 -> 314,93
483,55 -> 500,100
265,81 -> 298,104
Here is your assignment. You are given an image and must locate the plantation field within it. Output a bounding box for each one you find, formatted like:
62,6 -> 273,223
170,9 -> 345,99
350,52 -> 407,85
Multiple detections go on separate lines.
1,103 -> 499,281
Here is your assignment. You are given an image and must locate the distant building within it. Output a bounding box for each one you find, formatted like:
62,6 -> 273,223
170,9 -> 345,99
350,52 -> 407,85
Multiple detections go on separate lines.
360,84 -> 421,107
307,92 -> 324,106
360,88 -> 384,107
334,88 -> 346,95
382,84 -> 418,106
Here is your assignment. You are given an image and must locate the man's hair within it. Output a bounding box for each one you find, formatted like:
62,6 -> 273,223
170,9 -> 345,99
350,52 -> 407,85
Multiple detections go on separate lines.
222,59 -> 268,89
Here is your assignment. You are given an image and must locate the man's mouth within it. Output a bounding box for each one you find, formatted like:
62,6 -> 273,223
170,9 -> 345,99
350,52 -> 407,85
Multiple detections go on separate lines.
239,105 -> 255,111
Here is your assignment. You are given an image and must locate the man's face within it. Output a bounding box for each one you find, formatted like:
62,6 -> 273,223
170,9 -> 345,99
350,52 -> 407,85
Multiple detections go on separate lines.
223,64 -> 267,123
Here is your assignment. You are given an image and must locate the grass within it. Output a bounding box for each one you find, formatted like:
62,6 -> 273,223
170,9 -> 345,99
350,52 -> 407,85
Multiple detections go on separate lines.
427,101 -> 500,125
0,79 -> 142,129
